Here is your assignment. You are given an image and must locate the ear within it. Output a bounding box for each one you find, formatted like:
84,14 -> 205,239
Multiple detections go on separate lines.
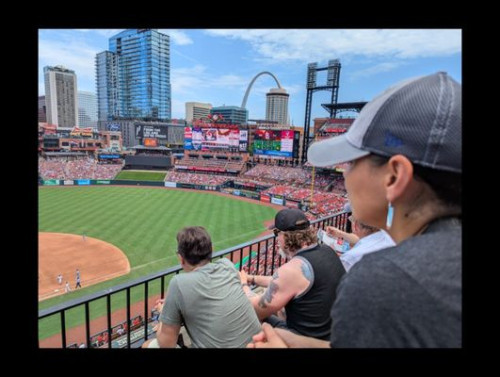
385,154 -> 414,203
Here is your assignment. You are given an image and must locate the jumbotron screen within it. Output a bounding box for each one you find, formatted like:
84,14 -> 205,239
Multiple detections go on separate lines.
184,127 -> 248,151
253,129 -> 295,157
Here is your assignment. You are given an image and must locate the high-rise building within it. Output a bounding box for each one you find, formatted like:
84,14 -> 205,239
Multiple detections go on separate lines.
185,102 -> 212,122
96,29 -> 171,121
266,88 -> 289,125
96,51 -> 117,122
210,106 -> 248,125
38,95 -> 46,122
44,65 -> 78,128
78,91 -> 98,128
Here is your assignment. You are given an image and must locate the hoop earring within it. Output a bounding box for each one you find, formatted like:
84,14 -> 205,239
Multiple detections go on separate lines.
386,202 -> 394,229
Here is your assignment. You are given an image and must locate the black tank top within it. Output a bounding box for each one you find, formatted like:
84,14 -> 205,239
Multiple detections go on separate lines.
285,244 -> 346,340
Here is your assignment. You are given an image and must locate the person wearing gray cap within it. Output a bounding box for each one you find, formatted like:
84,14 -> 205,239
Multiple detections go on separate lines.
248,72 -> 461,348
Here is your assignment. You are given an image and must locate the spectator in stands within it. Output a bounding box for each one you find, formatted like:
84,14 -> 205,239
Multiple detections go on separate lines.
241,208 -> 345,341
326,214 -> 395,271
145,226 -> 261,348
248,72 -> 462,348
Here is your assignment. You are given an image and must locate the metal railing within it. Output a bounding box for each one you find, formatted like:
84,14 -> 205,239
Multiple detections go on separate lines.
38,212 -> 350,348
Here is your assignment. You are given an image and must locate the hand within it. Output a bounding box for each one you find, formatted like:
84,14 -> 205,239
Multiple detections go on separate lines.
246,323 -> 289,348
239,269 -> 248,285
155,298 -> 165,312
326,226 -> 341,238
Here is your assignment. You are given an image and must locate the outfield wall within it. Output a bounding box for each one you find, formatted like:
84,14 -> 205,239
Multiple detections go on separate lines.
40,179 -> 288,206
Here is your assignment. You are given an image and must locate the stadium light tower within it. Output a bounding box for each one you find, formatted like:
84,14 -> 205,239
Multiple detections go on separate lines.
302,59 -> 341,163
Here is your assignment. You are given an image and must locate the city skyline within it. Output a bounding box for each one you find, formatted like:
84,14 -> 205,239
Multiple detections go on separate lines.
39,29 -> 461,126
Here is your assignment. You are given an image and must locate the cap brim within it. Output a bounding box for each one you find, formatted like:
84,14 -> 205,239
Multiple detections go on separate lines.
307,134 -> 370,167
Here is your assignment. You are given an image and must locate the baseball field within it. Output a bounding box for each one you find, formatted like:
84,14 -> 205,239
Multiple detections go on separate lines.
38,185 -> 278,342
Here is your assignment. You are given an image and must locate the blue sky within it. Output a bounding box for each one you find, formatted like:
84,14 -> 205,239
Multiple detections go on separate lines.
39,29 -> 461,126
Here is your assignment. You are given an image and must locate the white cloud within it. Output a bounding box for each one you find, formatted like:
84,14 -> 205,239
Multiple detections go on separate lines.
159,29 -> 193,45
350,62 -> 405,80
172,65 -> 248,95
205,29 -> 461,64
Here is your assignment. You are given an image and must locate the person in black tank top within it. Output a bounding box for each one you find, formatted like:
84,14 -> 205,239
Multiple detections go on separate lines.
240,208 -> 345,340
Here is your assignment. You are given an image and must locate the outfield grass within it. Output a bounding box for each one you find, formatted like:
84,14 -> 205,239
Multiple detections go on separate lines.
38,186 -> 277,340
114,170 -> 166,181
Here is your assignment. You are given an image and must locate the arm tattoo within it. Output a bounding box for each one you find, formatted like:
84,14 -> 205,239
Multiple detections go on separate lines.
258,280 -> 279,308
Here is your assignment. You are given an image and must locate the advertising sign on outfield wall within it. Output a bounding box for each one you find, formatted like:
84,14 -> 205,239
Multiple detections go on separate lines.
63,180 -> 74,185
95,180 -> 111,185
164,182 -> 177,188
76,179 -> 90,185
43,179 -> 60,185
271,197 -> 284,205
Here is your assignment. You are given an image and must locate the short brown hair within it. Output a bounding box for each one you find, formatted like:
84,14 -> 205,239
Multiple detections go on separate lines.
176,226 -> 212,265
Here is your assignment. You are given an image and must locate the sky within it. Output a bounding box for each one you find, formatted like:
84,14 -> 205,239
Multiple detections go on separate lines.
38,29 -> 461,126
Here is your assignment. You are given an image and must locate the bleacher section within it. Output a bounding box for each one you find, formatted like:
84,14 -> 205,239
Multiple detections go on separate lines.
39,156 -> 123,180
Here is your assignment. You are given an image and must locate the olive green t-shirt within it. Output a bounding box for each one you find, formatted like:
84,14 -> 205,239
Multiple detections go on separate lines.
160,258 -> 261,348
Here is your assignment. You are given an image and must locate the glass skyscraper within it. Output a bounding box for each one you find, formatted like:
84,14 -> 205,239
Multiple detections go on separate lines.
78,91 -> 98,128
96,29 -> 171,121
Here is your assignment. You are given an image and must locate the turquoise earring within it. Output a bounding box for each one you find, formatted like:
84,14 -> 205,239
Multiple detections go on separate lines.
386,202 -> 394,229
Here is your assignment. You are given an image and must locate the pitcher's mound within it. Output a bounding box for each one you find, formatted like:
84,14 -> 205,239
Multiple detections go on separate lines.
39,233 -> 130,301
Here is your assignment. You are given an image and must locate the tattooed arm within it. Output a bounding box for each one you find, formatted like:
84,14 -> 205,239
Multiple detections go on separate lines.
249,265 -> 301,321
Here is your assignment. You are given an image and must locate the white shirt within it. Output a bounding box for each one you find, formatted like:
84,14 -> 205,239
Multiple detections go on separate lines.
340,230 -> 396,272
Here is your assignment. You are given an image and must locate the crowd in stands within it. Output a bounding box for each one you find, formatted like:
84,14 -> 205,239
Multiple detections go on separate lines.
240,242 -> 284,277
244,165 -> 310,184
39,157 -> 123,180
165,171 -> 234,186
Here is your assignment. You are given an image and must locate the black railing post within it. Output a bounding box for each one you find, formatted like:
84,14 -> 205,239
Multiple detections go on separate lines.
247,244 -> 252,272
126,288 -> 131,348
255,241 -> 261,276
144,281 -> 149,341
263,239 -> 269,276
106,294 -> 112,348
270,236 -> 277,275
85,301 -> 91,347
61,310 -> 66,348
160,276 -> 165,299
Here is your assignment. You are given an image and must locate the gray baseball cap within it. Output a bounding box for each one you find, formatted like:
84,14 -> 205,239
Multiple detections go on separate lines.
307,72 -> 462,173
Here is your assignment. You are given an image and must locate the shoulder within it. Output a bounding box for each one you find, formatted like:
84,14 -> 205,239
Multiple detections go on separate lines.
278,257 -> 311,282
215,257 -> 236,269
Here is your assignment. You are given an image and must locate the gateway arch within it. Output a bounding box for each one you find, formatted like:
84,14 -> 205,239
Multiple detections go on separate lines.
241,71 -> 282,109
